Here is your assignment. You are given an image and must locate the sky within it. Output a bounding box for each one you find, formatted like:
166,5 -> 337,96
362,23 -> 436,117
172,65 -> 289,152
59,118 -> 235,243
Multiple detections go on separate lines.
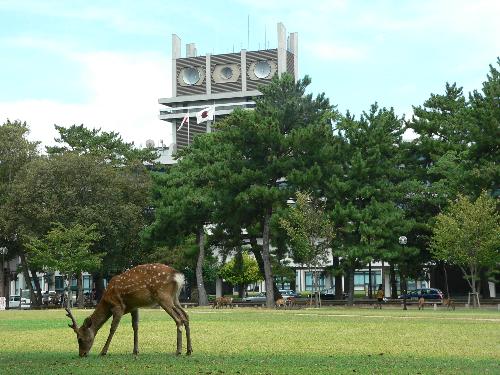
0,0 -> 499,149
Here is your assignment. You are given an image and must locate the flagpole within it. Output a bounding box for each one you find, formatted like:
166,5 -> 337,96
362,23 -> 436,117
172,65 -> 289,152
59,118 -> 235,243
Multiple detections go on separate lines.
187,111 -> 190,145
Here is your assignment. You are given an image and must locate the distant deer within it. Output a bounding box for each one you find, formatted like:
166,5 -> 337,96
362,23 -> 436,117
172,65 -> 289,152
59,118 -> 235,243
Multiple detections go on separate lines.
275,298 -> 286,308
286,297 -> 296,308
443,298 -> 455,310
418,296 -> 425,310
65,263 -> 192,357
212,296 -> 233,309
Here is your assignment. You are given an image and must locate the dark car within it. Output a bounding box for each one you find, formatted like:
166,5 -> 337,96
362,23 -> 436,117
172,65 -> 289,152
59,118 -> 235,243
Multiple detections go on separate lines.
320,288 -> 347,300
399,288 -> 443,300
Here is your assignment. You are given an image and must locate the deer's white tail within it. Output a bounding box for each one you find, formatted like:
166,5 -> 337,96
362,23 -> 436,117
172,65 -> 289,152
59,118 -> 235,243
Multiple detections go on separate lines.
173,273 -> 185,298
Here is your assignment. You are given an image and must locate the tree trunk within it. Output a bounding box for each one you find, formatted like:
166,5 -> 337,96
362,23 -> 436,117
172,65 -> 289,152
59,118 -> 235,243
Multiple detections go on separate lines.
196,227 -> 209,306
0,262 -> 4,298
249,238 -> 282,300
77,272 -> 84,308
368,261 -> 373,299
333,256 -> 343,300
443,262 -> 450,299
400,275 -> 408,310
19,251 -> 42,307
64,276 -> 71,310
479,267 -> 490,299
93,272 -> 105,303
261,209 -> 275,308
390,264 -> 398,299
347,265 -> 355,306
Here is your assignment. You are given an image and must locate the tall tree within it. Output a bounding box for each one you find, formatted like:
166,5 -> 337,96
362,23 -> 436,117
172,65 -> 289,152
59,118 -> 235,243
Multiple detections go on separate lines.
431,193 -> 499,306
327,104 -> 409,305
214,74 -> 334,307
6,151 -> 151,304
145,134 -> 234,306
25,222 -> 103,308
0,120 -> 39,302
280,191 -> 334,306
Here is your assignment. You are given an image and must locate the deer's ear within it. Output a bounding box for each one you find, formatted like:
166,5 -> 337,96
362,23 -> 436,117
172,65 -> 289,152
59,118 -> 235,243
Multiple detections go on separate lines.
83,318 -> 93,328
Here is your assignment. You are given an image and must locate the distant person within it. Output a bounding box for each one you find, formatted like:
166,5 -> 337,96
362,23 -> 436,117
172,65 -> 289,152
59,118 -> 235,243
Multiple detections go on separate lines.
375,285 -> 385,309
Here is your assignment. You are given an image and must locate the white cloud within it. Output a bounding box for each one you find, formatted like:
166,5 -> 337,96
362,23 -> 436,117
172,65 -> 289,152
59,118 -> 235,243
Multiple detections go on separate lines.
0,50 -> 172,149
307,41 -> 367,62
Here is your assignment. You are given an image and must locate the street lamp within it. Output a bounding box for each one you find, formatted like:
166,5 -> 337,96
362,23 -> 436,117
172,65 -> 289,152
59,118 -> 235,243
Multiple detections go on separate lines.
0,247 -> 7,299
398,236 -> 408,310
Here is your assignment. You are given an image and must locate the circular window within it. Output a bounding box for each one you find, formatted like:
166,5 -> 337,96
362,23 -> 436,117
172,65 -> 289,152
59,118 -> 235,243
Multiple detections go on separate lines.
254,61 -> 271,78
221,66 -> 233,80
182,67 -> 200,85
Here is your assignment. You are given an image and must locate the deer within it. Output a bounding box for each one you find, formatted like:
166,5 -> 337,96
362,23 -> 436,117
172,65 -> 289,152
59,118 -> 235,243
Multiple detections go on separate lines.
418,296 -> 425,310
65,263 -> 192,357
212,296 -> 233,309
443,298 -> 455,310
275,298 -> 286,308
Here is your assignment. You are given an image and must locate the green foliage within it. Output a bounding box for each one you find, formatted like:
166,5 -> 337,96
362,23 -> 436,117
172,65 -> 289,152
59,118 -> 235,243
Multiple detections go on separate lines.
0,120 -> 39,246
431,192 -> 499,278
279,191 -> 334,266
46,124 -> 158,165
25,222 -> 103,276
218,251 -> 262,286
7,152 -> 151,273
329,105 -> 409,264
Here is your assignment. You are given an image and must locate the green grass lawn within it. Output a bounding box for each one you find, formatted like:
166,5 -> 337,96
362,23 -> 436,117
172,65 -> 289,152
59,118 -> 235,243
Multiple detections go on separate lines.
0,307 -> 498,374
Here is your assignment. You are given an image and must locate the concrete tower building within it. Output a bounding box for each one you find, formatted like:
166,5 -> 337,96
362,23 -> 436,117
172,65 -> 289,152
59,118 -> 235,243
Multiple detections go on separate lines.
158,22 -> 298,152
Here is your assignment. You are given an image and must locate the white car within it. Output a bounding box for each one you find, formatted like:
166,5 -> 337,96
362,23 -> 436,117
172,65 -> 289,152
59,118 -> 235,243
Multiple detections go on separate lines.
9,295 -> 31,309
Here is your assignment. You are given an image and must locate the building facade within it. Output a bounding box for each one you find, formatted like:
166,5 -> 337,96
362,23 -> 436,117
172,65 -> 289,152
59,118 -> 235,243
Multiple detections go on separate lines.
158,22 -> 298,151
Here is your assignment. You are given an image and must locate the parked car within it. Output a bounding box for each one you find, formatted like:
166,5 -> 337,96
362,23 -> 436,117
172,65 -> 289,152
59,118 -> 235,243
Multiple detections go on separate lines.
399,288 -> 444,300
8,295 -> 31,309
279,290 -> 299,300
319,288 -> 347,300
42,291 -> 58,305
243,292 -> 267,302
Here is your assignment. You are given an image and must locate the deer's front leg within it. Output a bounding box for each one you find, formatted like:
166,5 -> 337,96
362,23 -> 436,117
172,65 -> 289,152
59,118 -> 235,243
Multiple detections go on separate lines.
100,309 -> 123,356
131,309 -> 139,355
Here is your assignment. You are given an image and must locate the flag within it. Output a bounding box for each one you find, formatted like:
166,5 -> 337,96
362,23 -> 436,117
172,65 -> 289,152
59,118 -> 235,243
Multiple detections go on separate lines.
196,106 -> 214,124
178,113 -> 189,131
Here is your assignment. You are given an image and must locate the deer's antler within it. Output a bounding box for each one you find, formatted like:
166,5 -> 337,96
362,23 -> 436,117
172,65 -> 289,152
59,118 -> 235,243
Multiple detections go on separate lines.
65,308 -> 79,333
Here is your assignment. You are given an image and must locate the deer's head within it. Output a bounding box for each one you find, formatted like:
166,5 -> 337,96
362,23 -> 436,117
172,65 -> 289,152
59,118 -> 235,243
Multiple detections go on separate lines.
66,308 -> 95,357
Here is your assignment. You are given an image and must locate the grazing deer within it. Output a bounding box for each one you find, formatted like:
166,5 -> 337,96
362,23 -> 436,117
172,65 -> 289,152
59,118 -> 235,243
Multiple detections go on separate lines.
443,298 -> 455,310
286,297 -> 296,308
212,296 -> 233,309
65,263 -> 192,357
275,298 -> 286,308
418,296 -> 425,310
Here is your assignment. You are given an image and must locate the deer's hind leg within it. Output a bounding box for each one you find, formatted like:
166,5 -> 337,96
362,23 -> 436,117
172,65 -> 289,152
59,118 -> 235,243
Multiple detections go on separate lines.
173,301 -> 192,355
158,297 -> 185,355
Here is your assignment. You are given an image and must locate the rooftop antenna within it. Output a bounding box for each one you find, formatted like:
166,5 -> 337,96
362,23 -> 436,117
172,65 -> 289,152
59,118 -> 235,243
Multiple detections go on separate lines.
247,15 -> 250,49
264,25 -> 267,51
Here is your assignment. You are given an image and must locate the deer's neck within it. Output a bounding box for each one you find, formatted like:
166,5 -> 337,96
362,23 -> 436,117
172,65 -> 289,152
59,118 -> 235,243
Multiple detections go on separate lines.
88,301 -> 113,333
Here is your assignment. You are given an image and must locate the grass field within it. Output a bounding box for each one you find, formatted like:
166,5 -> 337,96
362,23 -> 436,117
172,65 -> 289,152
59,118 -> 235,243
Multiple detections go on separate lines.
0,307 -> 498,374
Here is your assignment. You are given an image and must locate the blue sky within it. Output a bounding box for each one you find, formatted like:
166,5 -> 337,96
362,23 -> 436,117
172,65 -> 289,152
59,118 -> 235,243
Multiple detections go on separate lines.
0,0 -> 498,148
